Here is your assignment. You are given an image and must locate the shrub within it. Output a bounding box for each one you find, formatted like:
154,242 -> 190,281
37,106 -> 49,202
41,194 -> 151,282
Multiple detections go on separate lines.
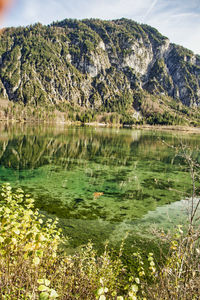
0,183 -> 62,299
146,226 -> 200,299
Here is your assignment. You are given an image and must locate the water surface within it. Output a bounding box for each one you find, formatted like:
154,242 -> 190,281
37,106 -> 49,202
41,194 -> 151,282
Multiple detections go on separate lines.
0,123 -> 199,250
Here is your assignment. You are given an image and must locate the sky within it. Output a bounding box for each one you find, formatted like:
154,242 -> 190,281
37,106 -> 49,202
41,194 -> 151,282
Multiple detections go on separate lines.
2,0 -> 200,54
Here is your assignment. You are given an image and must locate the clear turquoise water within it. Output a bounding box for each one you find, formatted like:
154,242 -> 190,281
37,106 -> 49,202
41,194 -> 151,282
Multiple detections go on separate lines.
0,123 -> 199,251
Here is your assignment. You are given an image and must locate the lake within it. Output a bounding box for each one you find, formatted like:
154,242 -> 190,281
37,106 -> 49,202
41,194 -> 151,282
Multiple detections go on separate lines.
0,123 -> 199,253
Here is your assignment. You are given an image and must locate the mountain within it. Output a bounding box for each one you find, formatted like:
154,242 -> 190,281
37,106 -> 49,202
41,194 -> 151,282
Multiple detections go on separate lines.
0,18 -> 200,125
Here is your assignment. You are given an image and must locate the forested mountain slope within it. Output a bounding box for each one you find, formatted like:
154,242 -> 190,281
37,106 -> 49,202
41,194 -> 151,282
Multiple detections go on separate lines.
0,18 -> 200,125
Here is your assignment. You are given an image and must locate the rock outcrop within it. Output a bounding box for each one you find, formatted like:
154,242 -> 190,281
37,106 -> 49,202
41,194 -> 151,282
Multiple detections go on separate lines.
0,18 -> 199,109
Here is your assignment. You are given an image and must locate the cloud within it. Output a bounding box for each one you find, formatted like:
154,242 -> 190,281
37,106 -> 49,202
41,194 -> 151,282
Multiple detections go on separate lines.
170,13 -> 200,19
4,0 -> 155,25
143,0 -> 158,19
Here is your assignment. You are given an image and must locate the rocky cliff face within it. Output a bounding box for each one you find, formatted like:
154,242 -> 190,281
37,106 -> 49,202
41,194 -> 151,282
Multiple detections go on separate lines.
0,18 -> 199,110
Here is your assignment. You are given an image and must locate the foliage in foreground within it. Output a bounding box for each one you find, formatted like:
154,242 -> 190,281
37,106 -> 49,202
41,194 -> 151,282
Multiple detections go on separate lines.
0,183 -> 199,299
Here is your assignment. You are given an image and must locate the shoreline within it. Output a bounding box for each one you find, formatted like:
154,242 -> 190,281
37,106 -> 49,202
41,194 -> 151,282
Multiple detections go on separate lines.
83,122 -> 200,133
1,119 -> 200,133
